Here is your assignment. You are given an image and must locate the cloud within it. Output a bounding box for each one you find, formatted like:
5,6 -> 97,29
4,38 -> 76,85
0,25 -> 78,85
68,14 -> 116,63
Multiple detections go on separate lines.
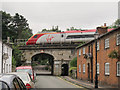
2,2 -> 118,34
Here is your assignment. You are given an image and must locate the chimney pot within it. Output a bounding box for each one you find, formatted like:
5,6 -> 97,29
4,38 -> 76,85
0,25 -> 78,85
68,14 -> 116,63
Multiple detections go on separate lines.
104,23 -> 106,27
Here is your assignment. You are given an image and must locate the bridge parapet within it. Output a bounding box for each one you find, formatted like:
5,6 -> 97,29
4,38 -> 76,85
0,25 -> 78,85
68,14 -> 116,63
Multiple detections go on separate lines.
18,44 -> 79,50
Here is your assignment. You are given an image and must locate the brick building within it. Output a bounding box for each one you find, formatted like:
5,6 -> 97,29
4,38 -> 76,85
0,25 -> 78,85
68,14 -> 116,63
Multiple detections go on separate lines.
77,26 -> 120,87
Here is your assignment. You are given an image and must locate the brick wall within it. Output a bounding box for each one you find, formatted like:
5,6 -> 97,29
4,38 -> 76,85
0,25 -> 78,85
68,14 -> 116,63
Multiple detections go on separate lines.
77,28 -> 120,87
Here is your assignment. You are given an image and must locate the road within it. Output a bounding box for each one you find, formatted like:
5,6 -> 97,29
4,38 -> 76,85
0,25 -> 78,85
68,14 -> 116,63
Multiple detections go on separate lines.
35,75 -> 83,88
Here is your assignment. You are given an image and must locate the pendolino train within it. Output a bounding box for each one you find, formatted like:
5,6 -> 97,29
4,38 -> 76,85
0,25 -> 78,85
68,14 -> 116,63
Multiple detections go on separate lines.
26,29 -> 113,45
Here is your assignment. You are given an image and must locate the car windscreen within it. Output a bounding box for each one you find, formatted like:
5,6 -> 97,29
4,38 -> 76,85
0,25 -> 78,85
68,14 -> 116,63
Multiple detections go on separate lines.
16,69 -> 32,75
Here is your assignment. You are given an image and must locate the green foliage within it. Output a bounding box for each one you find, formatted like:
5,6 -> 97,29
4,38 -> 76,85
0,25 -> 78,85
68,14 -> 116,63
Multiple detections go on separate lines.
67,27 -> 82,31
12,56 -> 16,67
108,50 -> 119,59
41,26 -> 61,32
77,41 -> 86,47
1,11 -> 33,40
69,67 -> 77,72
12,45 -> 22,66
69,67 -> 77,79
70,57 -> 77,67
108,19 -> 120,29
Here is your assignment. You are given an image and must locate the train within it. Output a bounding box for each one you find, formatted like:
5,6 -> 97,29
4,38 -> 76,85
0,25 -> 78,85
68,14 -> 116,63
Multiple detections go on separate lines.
26,29 -> 113,45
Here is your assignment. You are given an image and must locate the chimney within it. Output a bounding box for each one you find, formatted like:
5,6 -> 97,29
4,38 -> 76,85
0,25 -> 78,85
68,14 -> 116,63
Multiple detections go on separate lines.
96,23 -> 108,35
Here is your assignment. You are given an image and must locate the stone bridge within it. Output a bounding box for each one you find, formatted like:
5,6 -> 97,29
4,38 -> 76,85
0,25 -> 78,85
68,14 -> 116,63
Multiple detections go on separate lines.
18,44 -> 78,75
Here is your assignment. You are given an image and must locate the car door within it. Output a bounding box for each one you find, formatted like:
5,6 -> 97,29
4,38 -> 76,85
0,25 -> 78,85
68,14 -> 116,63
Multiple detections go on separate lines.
13,78 -> 21,90
16,77 -> 27,90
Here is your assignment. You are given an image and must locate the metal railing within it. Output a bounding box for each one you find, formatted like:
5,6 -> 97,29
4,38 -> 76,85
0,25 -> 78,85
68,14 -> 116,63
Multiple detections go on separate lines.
3,39 -> 28,45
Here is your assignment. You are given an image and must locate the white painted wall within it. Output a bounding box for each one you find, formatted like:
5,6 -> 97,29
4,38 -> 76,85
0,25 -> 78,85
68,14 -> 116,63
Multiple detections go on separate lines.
3,44 -> 12,73
0,40 -> 2,73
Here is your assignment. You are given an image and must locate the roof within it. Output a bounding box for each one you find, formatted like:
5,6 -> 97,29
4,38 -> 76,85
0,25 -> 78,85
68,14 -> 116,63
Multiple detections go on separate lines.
16,66 -> 32,69
0,74 -> 17,86
76,27 -> 120,49
9,72 -> 29,75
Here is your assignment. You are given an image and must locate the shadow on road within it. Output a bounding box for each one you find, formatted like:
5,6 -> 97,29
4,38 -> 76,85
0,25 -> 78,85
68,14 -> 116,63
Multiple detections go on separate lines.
36,73 -> 53,76
35,70 -> 53,76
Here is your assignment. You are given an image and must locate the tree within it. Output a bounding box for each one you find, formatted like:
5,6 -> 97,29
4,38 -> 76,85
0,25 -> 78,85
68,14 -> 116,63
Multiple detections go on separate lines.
41,26 -> 61,32
1,11 -> 15,40
12,45 -> 22,67
12,13 -> 32,39
108,19 -> 120,29
70,57 -> 77,67
1,11 -> 33,40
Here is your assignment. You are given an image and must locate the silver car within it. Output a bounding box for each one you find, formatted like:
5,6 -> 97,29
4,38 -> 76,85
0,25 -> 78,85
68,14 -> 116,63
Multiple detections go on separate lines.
9,72 -> 35,89
0,74 -> 27,90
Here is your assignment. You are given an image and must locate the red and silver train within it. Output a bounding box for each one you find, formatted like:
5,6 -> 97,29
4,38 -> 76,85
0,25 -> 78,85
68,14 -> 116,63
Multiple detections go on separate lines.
26,29 -> 113,45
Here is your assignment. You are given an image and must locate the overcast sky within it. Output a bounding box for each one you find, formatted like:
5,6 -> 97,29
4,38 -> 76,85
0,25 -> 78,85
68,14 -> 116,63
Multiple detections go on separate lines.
1,0 -> 119,34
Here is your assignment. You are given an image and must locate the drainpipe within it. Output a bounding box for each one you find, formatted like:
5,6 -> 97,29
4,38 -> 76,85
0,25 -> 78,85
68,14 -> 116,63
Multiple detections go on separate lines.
1,42 -> 3,73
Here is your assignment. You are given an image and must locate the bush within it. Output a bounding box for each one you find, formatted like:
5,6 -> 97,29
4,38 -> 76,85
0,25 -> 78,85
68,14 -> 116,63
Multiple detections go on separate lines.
69,67 -> 77,79
70,57 -> 77,67
108,50 -> 119,59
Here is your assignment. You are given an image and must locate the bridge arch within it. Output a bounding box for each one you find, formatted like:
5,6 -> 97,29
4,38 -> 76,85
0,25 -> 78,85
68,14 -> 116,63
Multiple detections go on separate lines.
31,52 -> 54,75
20,46 -> 77,75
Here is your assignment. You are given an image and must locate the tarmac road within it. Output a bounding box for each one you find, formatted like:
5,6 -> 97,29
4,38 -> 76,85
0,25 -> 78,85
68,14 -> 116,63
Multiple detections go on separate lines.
35,75 -> 83,88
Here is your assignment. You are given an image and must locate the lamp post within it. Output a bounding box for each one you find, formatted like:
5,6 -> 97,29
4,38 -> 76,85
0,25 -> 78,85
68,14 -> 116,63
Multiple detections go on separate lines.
94,31 -> 99,88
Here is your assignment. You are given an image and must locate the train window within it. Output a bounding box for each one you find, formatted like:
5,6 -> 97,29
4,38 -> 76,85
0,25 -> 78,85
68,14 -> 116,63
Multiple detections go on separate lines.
66,35 -> 94,39
61,34 -> 64,37
33,35 -> 38,38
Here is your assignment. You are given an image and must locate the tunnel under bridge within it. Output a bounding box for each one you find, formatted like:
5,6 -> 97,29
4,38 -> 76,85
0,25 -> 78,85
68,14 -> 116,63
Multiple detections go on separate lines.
19,45 -> 77,76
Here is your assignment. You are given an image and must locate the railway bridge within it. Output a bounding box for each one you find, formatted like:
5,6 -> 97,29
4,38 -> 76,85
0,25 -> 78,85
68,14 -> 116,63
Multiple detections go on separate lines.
18,44 -> 79,75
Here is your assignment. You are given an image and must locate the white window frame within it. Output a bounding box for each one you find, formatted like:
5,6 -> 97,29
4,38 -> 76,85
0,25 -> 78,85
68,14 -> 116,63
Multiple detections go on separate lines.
79,64 -> 81,73
83,48 -> 85,55
105,38 -> 109,49
105,63 -> 110,75
97,42 -> 99,51
116,34 -> 120,45
117,62 -> 120,76
83,64 -> 85,73
97,63 -> 99,74
79,49 -> 81,56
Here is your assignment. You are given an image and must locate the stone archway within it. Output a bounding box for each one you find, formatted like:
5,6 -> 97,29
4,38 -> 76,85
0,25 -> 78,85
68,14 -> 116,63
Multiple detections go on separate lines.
61,64 -> 69,76
31,53 -> 54,75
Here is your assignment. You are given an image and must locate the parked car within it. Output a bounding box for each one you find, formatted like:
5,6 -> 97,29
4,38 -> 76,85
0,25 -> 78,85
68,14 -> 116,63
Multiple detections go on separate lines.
0,74 -> 27,90
16,66 -> 35,81
9,72 -> 35,89
0,80 -> 10,89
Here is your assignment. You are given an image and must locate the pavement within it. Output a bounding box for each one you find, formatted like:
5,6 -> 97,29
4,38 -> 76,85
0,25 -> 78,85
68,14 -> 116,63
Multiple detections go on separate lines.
60,76 -> 119,89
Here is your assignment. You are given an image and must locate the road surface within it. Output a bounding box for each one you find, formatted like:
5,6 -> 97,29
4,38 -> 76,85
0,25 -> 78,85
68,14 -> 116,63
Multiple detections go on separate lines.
35,75 -> 83,88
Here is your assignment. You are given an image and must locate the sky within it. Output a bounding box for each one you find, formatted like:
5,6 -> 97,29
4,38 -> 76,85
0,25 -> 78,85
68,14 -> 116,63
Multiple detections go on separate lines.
1,0 -> 120,34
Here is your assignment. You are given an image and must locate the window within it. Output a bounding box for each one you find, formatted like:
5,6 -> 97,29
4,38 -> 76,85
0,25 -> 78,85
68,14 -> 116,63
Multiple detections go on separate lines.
83,64 -> 85,73
33,35 -> 38,38
13,78 -> 21,89
61,34 -> 64,37
79,49 -> 81,56
66,34 -> 94,39
6,64 -> 8,73
117,62 -> 120,76
79,64 -> 81,73
105,38 -> 109,49
117,34 -> 120,45
105,63 -> 110,75
17,78 -> 26,89
97,63 -> 99,74
97,42 -> 99,51
83,48 -> 85,55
